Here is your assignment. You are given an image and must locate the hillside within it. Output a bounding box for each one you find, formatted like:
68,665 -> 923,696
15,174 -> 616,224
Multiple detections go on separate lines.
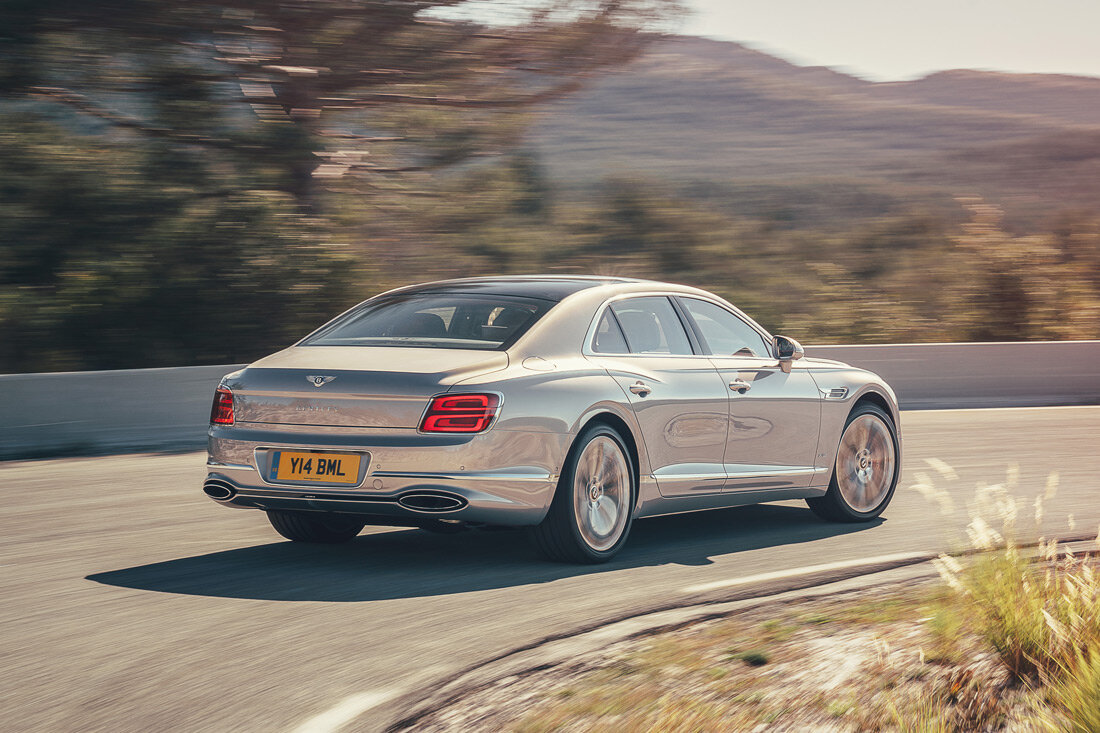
529,36 -> 1100,215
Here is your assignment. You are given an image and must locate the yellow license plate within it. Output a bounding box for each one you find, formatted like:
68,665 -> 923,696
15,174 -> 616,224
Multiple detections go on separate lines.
273,451 -> 361,484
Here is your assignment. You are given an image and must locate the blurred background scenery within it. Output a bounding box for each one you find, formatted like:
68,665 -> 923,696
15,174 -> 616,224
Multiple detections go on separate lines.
3,0 -> 1100,374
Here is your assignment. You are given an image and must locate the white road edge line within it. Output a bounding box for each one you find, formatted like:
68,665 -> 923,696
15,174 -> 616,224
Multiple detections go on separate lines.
292,689 -> 402,733
682,552 -> 931,594
906,405 -> 1100,414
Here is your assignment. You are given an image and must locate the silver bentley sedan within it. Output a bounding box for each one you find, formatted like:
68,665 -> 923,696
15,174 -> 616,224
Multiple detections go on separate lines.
204,276 -> 901,563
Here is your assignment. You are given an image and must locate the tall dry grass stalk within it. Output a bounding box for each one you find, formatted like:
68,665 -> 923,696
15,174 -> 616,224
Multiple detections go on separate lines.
915,461 -> 1100,729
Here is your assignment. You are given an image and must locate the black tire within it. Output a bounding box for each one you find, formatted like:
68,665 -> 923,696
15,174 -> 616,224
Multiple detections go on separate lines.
807,402 -> 900,522
266,510 -> 364,543
528,423 -> 636,564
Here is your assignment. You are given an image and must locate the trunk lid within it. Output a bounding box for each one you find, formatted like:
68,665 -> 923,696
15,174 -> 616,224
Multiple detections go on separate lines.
227,346 -> 507,428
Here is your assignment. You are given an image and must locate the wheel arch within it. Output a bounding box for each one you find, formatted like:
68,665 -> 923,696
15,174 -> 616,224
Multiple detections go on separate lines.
851,389 -> 894,424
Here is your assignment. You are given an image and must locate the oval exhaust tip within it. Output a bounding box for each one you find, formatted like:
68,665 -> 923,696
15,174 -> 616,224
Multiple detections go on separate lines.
203,481 -> 235,501
398,492 -> 467,513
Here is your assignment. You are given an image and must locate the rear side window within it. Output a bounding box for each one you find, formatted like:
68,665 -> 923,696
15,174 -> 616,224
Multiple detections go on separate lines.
592,310 -> 629,353
303,293 -> 552,350
679,297 -> 771,357
609,297 -> 693,355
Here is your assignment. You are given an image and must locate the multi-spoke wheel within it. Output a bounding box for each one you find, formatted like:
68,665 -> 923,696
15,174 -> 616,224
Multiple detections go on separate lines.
529,424 -> 635,563
807,403 -> 899,522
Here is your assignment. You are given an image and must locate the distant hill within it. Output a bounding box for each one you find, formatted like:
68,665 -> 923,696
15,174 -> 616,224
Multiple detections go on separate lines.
529,36 -> 1100,217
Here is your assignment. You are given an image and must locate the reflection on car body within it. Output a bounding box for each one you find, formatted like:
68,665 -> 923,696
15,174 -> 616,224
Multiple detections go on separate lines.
204,276 -> 902,563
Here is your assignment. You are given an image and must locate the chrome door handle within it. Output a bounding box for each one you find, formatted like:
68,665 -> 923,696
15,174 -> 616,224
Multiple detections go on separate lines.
729,379 -> 751,394
629,381 -> 652,396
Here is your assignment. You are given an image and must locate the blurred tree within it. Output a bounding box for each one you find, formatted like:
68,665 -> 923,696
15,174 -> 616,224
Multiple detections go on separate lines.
0,1 -> 679,370
0,111 -> 354,372
951,198 -> 1100,341
3,0 -> 679,211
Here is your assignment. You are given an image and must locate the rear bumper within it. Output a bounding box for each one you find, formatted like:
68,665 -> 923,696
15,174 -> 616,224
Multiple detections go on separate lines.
205,423 -> 570,526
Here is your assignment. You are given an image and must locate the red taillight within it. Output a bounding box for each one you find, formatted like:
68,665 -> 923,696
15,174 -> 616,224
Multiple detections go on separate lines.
419,393 -> 500,433
211,387 -> 234,425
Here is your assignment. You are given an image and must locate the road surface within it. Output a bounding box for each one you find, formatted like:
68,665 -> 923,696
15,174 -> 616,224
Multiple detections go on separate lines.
2,407 -> 1098,732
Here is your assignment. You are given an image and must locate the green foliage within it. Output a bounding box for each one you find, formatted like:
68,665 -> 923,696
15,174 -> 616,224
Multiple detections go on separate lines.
728,650 -> 769,666
370,169 -> 1100,346
0,112 -> 354,371
1045,649 -> 1100,733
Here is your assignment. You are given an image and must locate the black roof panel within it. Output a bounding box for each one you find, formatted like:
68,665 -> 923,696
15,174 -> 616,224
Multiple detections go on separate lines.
396,276 -> 642,302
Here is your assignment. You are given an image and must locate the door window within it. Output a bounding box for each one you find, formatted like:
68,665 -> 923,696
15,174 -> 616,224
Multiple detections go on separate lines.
609,297 -> 693,355
680,298 -> 771,357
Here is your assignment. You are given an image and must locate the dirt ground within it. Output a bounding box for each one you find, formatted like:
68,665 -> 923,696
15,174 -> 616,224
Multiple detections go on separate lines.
401,580 -> 1042,732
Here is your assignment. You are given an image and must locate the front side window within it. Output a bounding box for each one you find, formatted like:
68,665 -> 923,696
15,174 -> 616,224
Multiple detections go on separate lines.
609,297 -> 693,355
679,297 -> 771,357
302,293 -> 552,350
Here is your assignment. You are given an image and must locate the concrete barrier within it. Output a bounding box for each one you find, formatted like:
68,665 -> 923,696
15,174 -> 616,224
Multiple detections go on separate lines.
1,341 -> 1097,459
0,364 -> 245,459
807,341 -> 1100,410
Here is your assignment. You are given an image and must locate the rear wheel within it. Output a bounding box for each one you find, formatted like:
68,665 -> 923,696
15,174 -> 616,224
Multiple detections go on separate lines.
529,424 -> 635,563
266,510 -> 364,543
807,403 -> 899,522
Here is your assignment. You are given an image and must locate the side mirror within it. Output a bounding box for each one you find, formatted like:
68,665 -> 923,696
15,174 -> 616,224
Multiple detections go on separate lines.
774,335 -> 804,373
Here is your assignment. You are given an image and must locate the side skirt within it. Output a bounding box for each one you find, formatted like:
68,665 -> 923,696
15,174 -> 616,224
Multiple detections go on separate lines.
634,485 -> 828,520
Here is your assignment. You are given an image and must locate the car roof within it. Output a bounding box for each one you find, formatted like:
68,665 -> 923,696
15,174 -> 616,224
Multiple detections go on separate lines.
387,275 -> 651,302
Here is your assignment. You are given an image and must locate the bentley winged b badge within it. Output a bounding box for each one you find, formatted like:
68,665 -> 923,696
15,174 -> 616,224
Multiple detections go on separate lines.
307,375 -> 337,387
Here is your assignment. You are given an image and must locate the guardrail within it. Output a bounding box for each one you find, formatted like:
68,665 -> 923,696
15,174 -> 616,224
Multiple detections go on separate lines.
1,341 -> 1098,459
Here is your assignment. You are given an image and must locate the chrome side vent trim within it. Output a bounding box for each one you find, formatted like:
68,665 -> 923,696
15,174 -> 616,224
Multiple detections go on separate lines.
822,387 -> 849,400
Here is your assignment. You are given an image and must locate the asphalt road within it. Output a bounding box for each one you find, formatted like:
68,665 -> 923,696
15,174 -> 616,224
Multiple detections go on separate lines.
3,406 -> 1098,732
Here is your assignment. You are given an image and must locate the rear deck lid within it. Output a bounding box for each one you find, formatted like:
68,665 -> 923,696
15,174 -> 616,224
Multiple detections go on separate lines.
228,346 -> 507,428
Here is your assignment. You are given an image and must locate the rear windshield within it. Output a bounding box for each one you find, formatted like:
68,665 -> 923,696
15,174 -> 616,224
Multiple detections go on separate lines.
301,293 -> 554,350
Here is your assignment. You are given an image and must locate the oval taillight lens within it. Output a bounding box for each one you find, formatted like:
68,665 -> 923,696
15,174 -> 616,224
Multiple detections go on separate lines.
420,393 -> 499,433
211,387 -> 234,425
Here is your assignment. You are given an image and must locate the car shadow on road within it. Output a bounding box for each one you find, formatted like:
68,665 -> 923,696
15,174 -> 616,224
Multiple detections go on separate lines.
87,503 -> 884,602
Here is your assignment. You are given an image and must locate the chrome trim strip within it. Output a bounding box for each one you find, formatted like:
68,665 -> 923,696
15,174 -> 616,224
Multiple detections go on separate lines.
206,461 -> 255,471
582,291 -> 776,359
237,390 -> 428,401
371,469 -> 553,483
652,473 -> 726,482
726,467 -> 817,479
650,467 -> 818,482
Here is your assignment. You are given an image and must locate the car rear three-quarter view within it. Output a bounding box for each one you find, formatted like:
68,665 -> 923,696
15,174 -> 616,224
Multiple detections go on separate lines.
204,276 -> 902,563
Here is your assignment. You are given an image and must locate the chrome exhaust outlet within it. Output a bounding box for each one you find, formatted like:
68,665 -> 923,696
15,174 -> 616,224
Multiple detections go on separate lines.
397,492 -> 467,513
203,480 -> 236,501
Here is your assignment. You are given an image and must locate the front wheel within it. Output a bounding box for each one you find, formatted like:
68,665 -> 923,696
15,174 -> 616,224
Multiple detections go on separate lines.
266,510 -> 364,543
529,424 -> 636,563
807,402 -> 899,522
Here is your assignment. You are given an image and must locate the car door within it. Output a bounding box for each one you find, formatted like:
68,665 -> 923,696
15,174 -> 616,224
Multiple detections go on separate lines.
586,296 -> 730,497
675,296 -> 823,491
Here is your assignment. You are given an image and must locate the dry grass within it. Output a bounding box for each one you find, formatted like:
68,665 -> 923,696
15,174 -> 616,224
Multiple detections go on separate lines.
923,461 -> 1100,731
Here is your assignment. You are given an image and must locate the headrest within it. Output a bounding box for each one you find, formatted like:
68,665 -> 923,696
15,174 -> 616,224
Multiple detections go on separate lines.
615,310 -> 662,353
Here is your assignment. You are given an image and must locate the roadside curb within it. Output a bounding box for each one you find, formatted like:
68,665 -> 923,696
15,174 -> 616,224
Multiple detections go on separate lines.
355,538 -> 1098,732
